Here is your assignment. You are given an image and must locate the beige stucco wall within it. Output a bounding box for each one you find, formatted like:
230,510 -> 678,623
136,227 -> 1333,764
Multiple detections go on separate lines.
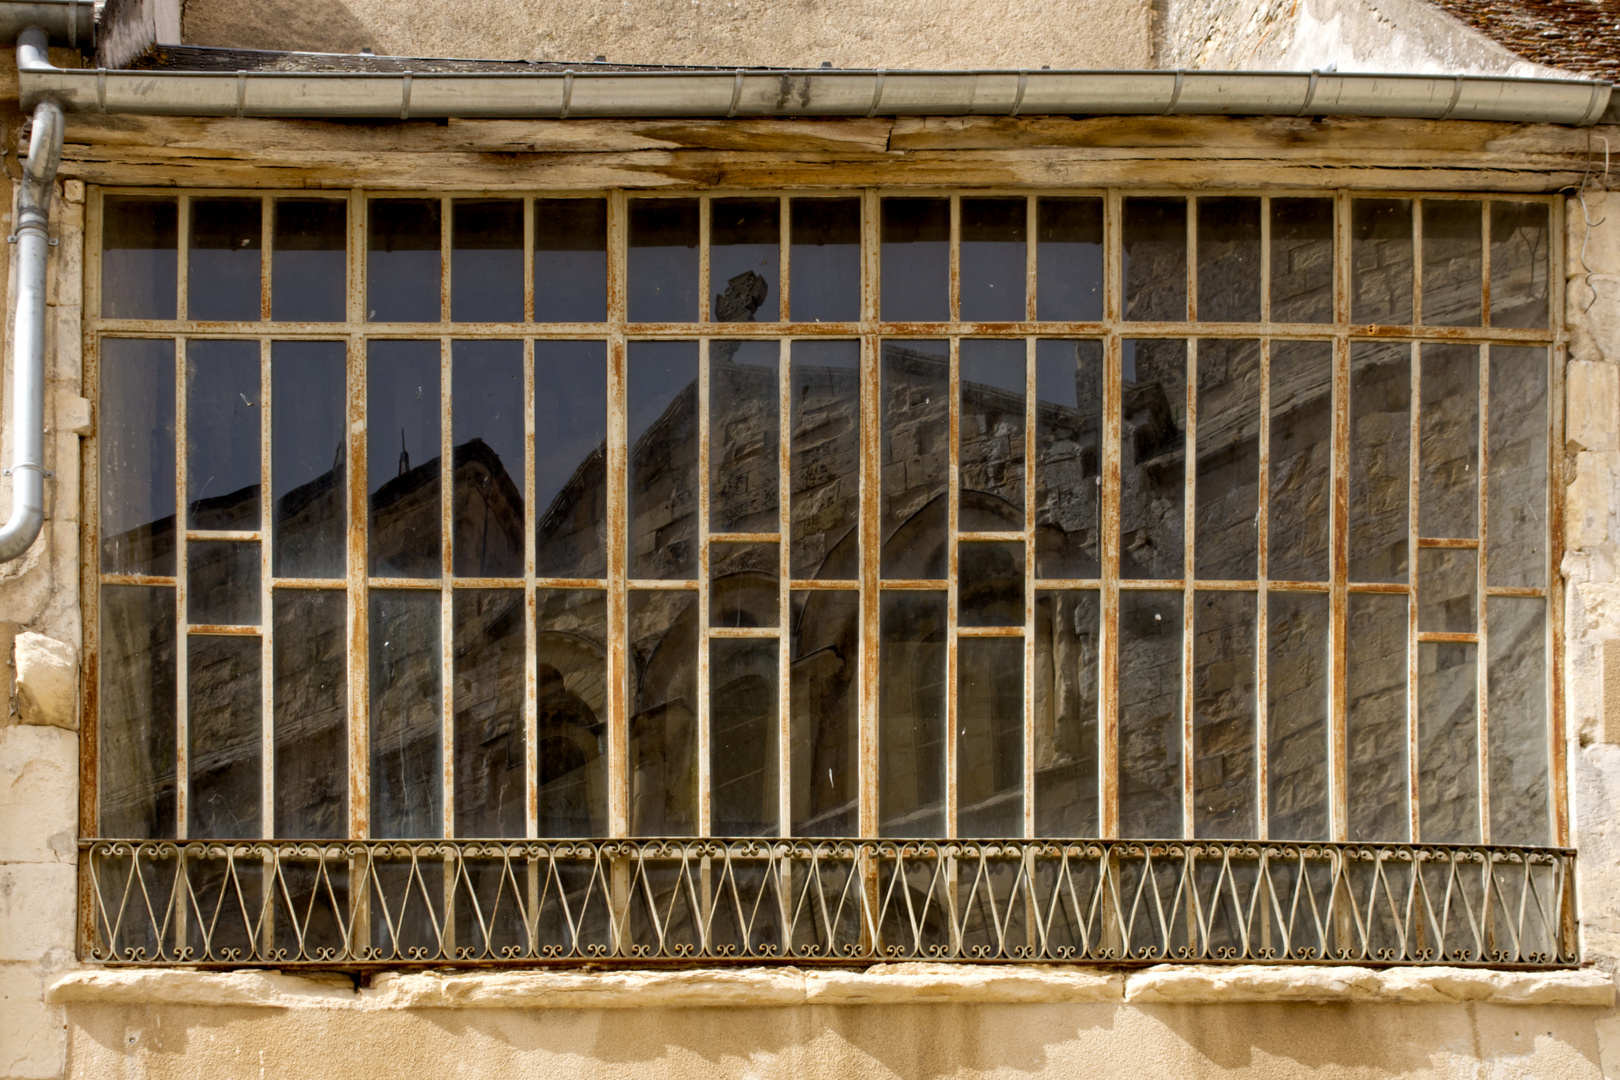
177,0 -> 1154,69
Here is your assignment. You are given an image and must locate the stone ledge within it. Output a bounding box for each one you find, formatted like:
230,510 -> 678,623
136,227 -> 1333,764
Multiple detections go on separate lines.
46,964 -> 1614,1010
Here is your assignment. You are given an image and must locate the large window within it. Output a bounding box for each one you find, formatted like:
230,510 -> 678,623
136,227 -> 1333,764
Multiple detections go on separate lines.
85,189 -> 1570,966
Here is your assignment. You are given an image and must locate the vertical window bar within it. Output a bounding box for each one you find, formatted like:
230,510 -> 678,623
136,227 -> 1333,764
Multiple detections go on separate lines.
259,194 -> 273,322
440,334 -> 455,840
1186,195 -> 1198,322
777,336 -> 793,836
259,337 -> 274,840
946,336 -> 961,838
1412,198 -> 1425,330
523,337 -> 539,839
1547,197 -> 1568,847
698,196 -> 712,324
1022,332 -> 1037,839
605,191 -> 630,840
346,188 -> 371,841
859,188 -> 882,840
697,336 -> 713,836
777,195 -> 791,326
522,198 -> 535,325
1329,191 -> 1352,842
1181,337 -> 1198,840
176,194 -> 190,322
173,336 -> 189,839
1255,337 -> 1271,841
1406,338 -> 1422,841
949,194 -> 961,323
1100,188 -> 1123,840
1024,196 -> 1038,324
1477,342 -> 1491,843
1480,199 -> 1493,328
439,195 -> 452,325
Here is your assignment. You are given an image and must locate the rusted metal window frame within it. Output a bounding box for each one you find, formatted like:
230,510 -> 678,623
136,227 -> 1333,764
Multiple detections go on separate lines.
79,185 -> 1567,861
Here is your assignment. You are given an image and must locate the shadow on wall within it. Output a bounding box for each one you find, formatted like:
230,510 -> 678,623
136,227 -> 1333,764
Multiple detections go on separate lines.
68,997 -> 1606,1078
183,0 -> 375,54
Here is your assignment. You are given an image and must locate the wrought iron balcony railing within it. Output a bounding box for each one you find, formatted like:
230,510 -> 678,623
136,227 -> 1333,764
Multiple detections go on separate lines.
81,838 -> 1578,968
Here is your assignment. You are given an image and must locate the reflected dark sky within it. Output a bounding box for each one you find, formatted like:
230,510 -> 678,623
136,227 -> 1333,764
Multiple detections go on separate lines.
1037,198 -> 1103,322
272,199 -> 346,323
368,199 -> 442,322
189,198 -> 261,322
881,199 -> 949,322
103,196 -> 177,320
534,199 -> 607,323
186,340 -> 260,529
628,200 -> 699,322
452,340 -> 525,476
790,198 -> 861,323
452,200 -> 523,323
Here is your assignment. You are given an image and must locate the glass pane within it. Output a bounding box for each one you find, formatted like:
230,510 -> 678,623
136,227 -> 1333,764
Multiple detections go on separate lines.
367,340 -> 441,578
1270,198 -> 1334,324
711,542 -> 779,628
452,340 -> 524,578
102,195 -> 176,319
1421,200 -> 1483,326
710,340 -> 779,532
1034,590 -> 1099,836
1119,591 -> 1183,838
453,589 -> 526,838
790,340 -> 860,580
271,341 -> 346,579
711,638 -> 779,836
186,339 -> 260,530
187,541 -> 260,626
272,198 -> 346,323
1349,341 -> 1410,583
451,199 -> 522,323
1351,198 -> 1413,325
100,338 -> 176,576
99,585 -> 177,838
879,591 -> 946,837
958,637 -> 1023,837
959,338 -> 1025,530
1035,339 -> 1103,579
1194,339 -> 1260,580
881,340 -> 948,579
536,588 -> 608,837
1268,591 -> 1329,841
1418,642 -> 1479,844
1347,593 -> 1408,842
790,589 -> 858,836
1036,198 -> 1103,322
368,199 -> 441,323
959,542 -> 1023,628
711,197 -> 779,323
1487,597 -> 1549,846
628,198 -> 698,322
1419,343 -> 1479,539
1418,548 -> 1476,634
881,198 -> 949,322
1490,202 -> 1550,328
1268,340 -> 1332,582
535,198 -> 608,323
628,341 -> 698,580
535,341 -> 608,579
1193,590 -> 1256,838
960,197 -> 1026,322
369,590 -> 442,838
273,589 -> 346,839
189,198 -> 261,322
1121,339 -> 1186,580
1196,197 -> 1260,323
1488,346 -> 1547,588
628,590 -> 697,835
1122,197 -> 1186,322
188,634 -> 262,838
789,198 -> 860,323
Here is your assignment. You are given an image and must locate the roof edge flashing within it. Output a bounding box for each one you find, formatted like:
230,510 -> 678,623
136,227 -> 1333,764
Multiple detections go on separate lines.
14,45 -> 1614,125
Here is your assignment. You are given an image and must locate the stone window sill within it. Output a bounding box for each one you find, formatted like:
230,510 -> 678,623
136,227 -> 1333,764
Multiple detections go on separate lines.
46,964 -> 1615,1010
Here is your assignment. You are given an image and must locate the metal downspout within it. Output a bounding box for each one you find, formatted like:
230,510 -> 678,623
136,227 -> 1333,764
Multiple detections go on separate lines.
0,32 -> 63,562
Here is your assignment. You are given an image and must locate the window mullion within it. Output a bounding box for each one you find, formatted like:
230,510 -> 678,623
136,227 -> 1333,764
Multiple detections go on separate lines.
605,189 -> 629,841
1100,187 -> 1123,841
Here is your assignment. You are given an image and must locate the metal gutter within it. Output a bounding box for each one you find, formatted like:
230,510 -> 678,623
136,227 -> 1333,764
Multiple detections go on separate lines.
0,89 -> 63,562
14,36 -> 1614,125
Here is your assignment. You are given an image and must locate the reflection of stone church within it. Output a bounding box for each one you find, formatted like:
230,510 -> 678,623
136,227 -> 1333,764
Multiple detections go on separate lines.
102,322 -> 1352,844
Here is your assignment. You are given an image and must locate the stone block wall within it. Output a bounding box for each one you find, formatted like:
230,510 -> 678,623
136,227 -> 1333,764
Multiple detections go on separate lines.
0,174 -> 84,1080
